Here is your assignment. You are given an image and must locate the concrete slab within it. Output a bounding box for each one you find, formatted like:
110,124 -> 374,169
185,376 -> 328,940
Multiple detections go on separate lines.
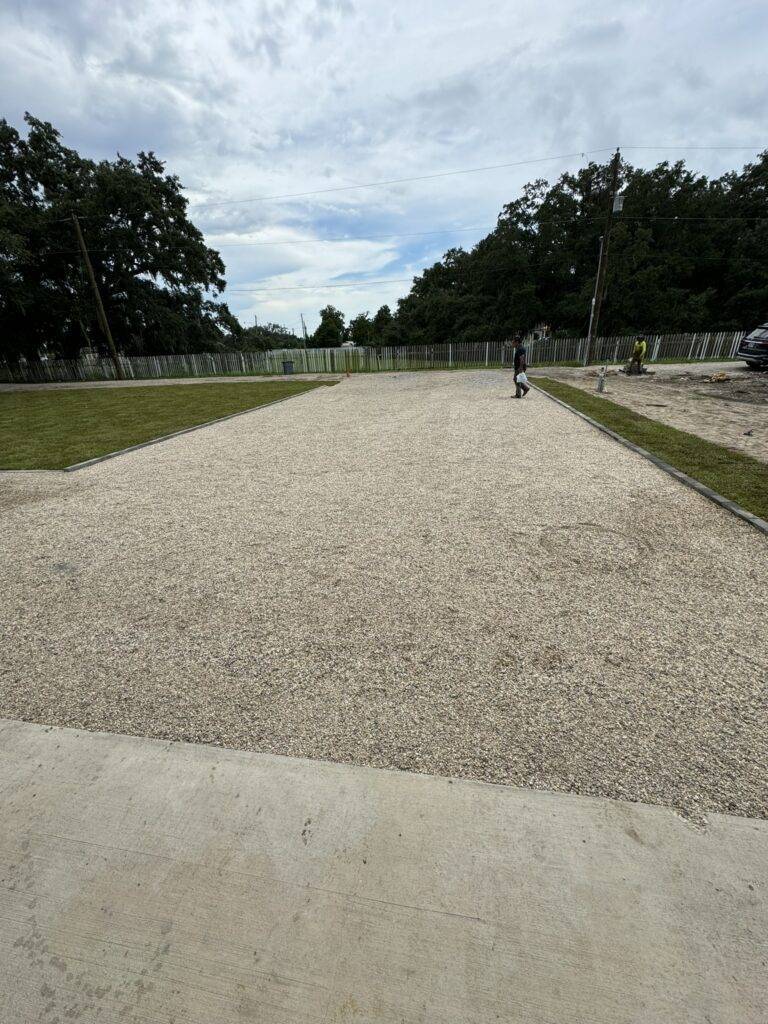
1,720 -> 766,1023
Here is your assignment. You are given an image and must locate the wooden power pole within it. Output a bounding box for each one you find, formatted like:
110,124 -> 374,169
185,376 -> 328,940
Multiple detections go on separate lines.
71,214 -> 123,379
584,149 -> 621,365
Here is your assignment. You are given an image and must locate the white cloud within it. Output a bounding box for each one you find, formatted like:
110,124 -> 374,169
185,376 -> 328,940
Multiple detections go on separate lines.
1,0 -> 766,330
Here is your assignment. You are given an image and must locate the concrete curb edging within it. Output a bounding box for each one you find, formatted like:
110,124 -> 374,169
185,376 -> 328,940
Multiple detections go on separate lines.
531,382 -> 768,537
63,390 -> 319,472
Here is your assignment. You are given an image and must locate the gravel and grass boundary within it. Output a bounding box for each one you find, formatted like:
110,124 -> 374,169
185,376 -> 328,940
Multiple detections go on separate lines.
535,377 -> 768,523
0,380 -> 333,470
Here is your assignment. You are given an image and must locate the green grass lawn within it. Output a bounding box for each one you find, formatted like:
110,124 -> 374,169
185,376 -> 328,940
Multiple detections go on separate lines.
0,380 -> 331,470
535,377 -> 768,521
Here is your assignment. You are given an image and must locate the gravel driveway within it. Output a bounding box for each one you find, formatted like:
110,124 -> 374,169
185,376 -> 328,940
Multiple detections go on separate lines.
538,361 -> 768,464
1,372 -> 766,819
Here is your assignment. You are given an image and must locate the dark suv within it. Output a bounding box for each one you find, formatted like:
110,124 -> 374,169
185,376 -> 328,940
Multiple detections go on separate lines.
738,323 -> 768,368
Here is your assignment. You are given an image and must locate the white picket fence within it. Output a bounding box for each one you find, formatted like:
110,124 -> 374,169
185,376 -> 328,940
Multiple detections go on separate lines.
0,330 -> 746,383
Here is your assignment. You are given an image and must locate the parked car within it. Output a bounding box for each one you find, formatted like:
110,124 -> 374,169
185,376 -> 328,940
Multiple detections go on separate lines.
737,323 -> 768,368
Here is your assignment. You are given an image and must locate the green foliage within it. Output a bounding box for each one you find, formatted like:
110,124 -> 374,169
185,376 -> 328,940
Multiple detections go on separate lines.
348,311 -> 373,347
311,304 -> 345,347
370,304 -> 399,347
0,114 -> 240,361
236,322 -> 303,351
5,116 -> 766,361
390,154 -> 768,344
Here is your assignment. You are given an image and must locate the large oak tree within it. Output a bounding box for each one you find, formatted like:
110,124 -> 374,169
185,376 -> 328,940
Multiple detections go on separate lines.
0,114 -> 241,361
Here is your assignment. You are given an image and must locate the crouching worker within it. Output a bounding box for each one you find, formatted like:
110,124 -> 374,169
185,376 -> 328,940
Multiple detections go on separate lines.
629,334 -> 648,374
512,335 -> 530,398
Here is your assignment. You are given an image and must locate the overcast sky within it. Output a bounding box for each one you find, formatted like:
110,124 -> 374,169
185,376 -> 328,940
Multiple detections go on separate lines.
2,0 -> 766,332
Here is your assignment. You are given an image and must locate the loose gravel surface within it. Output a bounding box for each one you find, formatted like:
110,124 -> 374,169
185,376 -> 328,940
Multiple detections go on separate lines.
539,361 -> 768,464
1,372 -> 766,819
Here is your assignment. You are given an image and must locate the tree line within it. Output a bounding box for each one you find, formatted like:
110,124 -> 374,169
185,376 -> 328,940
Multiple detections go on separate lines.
2,115 -> 766,363
338,152 -> 768,348
288,150 -> 768,349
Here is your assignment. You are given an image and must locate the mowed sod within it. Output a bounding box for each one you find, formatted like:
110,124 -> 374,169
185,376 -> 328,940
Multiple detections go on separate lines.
0,380 -> 331,470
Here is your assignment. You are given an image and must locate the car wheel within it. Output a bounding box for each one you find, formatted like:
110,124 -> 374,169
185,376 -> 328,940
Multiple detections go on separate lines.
745,361 -> 761,370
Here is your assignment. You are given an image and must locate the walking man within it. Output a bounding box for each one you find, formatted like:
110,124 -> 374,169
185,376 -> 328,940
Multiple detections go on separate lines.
512,335 -> 530,398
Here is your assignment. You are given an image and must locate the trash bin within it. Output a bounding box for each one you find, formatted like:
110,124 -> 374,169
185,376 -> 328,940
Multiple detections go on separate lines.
282,360 -> 294,374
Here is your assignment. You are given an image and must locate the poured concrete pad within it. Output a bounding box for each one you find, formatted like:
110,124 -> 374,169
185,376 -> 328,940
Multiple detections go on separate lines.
1,720 -> 766,1024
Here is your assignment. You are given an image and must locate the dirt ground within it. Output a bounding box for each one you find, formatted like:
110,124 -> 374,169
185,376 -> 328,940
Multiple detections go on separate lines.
536,361 -> 768,464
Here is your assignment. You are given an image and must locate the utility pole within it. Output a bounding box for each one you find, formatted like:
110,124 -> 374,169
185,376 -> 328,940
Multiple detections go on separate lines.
71,214 -> 123,379
584,148 -> 621,365
585,235 -> 605,355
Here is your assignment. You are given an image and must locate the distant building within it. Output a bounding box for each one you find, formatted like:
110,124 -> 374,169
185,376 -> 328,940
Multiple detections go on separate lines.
526,323 -> 551,342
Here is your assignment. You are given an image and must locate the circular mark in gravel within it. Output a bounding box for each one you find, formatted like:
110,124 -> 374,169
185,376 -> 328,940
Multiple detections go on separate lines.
540,522 -> 651,571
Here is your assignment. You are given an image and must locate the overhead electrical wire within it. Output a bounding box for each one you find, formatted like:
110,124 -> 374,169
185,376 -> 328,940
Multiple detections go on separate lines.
227,277 -> 416,293
33,225 -> 487,258
621,145 -> 764,152
225,253 -> 745,295
23,142 -> 766,303
209,226 -> 484,246
26,213 -> 767,262
188,143 -> 764,209
188,148 -> 618,208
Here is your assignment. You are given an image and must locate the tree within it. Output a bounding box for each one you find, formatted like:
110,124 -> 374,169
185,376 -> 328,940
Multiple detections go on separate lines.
236,322 -> 302,351
311,304 -> 345,347
0,114 -> 237,361
348,311 -> 373,347
386,152 -> 768,344
371,304 -> 395,346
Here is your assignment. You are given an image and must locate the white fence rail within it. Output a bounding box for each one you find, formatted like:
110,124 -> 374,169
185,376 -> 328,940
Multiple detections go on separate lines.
0,330 -> 746,384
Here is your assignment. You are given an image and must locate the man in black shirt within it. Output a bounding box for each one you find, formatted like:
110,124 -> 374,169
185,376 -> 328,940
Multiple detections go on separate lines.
512,336 -> 530,398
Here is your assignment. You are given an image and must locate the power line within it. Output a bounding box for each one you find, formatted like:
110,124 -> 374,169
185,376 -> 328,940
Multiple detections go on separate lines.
209,226 -> 486,246
25,241 -> 751,281
224,251 -> 754,295
614,215 -> 767,222
188,148 -> 617,208
227,277 -> 415,293
34,247 -> 750,297
28,213 -> 767,262
622,145 -> 764,152
188,144 -> 764,209
34,225 -> 487,257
